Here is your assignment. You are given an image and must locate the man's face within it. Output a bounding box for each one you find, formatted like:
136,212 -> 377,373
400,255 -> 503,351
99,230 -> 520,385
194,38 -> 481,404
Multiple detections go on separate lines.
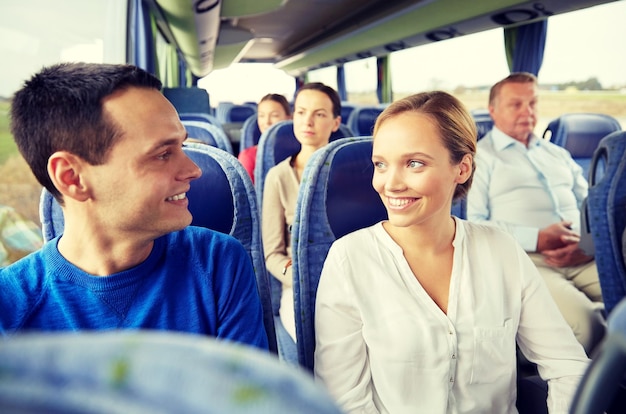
489,82 -> 538,144
85,87 -> 201,241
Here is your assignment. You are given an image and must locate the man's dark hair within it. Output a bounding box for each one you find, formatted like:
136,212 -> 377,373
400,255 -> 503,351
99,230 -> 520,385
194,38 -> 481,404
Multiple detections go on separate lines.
10,62 -> 162,200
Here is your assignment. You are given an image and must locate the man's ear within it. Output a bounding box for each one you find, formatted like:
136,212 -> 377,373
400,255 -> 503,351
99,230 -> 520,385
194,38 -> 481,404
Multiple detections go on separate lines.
47,151 -> 91,202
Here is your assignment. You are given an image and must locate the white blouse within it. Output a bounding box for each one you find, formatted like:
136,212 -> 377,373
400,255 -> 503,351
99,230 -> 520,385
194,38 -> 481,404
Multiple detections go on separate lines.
314,218 -> 589,414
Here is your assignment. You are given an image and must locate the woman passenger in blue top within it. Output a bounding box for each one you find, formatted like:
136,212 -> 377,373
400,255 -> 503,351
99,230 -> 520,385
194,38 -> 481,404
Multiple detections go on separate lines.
314,91 -> 588,413
0,62 -> 268,350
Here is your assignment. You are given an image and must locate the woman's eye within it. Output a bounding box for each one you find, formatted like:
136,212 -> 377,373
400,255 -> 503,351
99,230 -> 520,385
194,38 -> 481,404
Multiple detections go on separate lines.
373,161 -> 386,169
157,151 -> 171,160
408,160 -> 423,168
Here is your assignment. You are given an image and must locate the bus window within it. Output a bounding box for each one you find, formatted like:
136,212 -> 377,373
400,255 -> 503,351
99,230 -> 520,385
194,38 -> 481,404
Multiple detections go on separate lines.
307,66 -> 338,91
0,0 -> 127,227
345,57 -> 378,105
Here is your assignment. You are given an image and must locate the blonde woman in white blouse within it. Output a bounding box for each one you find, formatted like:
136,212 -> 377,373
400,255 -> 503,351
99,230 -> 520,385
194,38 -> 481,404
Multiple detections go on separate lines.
314,91 -> 589,414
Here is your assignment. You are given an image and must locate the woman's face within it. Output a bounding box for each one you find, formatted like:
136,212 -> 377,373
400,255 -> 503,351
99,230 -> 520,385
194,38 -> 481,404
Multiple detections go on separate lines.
257,99 -> 290,134
371,112 -> 471,229
292,89 -> 340,150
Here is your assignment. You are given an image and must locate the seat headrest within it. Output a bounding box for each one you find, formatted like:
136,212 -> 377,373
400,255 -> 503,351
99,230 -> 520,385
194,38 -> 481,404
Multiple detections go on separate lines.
544,113 -> 622,157
184,148 -> 234,234
325,139 -> 387,238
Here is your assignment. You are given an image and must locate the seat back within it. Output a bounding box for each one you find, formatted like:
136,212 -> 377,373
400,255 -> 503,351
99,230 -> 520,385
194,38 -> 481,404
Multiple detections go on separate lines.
182,120 -> 234,154
162,87 -> 211,115
240,114 -> 262,151
226,105 -> 257,123
471,109 -> 494,141
584,131 -> 626,314
217,104 -> 257,154
340,102 -> 357,125
542,113 -> 622,179
346,106 -> 384,136
215,102 -> 234,123
292,137 -> 386,370
39,144 -> 278,354
0,331 -> 342,414
179,112 -> 221,127
254,120 -> 352,214
570,297 -> 626,414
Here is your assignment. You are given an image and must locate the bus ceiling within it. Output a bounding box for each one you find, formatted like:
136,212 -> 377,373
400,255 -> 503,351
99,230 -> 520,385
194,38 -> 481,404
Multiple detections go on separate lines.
148,0 -> 619,79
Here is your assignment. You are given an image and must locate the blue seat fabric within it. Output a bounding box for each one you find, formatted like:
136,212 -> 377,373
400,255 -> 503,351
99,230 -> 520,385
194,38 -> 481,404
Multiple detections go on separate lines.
240,114 -> 262,151
585,131 -> 626,314
162,87 -> 211,115
346,106 -> 384,136
0,331 -> 342,413
543,113 -> 622,179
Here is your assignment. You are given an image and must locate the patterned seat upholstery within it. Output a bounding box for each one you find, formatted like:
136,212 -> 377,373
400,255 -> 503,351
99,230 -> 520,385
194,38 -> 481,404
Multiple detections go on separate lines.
291,137 -> 385,370
584,131 -> 626,314
240,114 -> 261,152
0,330 -> 342,413
253,120 -> 354,364
182,120 -> 234,154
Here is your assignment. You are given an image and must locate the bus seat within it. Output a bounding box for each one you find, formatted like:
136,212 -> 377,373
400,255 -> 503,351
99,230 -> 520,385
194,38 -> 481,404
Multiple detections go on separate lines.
240,114 -> 261,152
218,104 -> 257,154
471,109 -> 494,141
182,120 -> 234,154
542,113 -> 622,179
584,130 -> 626,315
292,137 -> 385,370
179,112 -> 221,127
229,105 -> 257,123
162,87 -> 211,116
253,120 -> 353,364
39,144 -> 279,356
217,103 -> 256,124
346,106 -> 384,136
340,102 -> 357,126
570,296 -> 626,414
216,102 -> 234,123
0,330 -> 342,414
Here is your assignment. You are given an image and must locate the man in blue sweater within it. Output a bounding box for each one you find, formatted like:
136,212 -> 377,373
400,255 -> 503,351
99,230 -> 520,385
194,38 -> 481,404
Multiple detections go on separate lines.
1,63 -> 268,350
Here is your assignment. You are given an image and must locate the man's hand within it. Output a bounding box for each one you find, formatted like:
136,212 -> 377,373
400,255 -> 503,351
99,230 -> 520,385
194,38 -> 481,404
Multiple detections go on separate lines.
541,242 -> 594,267
536,221 -> 580,252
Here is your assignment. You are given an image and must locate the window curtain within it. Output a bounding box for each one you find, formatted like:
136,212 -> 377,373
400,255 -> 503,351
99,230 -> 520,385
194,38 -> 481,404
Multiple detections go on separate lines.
504,20 -> 548,76
128,0 -> 156,75
337,65 -> 347,101
376,56 -> 392,103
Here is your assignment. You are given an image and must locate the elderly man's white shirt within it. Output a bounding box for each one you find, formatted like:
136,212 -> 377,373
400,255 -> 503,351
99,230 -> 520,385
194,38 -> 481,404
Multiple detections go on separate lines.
467,127 -> 588,251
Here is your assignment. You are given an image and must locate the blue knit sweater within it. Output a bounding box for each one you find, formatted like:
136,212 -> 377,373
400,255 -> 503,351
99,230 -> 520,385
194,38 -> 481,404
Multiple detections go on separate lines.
0,226 -> 268,350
